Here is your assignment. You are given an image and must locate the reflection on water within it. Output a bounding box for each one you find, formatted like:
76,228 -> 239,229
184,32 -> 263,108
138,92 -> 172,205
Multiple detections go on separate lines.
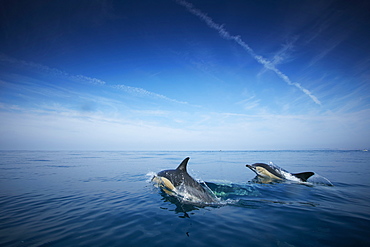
158,191 -> 201,218
205,182 -> 259,198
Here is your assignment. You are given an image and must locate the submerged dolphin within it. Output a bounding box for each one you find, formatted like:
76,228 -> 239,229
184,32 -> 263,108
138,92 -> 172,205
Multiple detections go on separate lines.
246,163 -> 314,182
152,157 -> 218,204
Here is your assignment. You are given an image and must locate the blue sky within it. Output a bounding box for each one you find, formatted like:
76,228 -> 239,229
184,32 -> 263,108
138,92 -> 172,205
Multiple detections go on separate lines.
0,0 -> 369,150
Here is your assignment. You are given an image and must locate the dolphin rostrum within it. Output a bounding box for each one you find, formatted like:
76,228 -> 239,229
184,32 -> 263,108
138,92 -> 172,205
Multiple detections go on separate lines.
246,162 -> 314,182
152,157 -> 218,204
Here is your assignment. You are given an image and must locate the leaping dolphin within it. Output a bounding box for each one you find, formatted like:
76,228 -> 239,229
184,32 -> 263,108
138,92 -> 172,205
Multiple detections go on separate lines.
246,162 -> 314,182
152,157 -> 218,204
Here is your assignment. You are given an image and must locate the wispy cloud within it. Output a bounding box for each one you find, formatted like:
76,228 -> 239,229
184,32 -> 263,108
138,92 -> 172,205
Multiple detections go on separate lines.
0,54 -> 105,85
0,54 -> 189,105
0,54 -> 70,78
0,102 -> 22,111
175,0 -> 321,105
236,95 -> 260,111
307,28 -> 349,68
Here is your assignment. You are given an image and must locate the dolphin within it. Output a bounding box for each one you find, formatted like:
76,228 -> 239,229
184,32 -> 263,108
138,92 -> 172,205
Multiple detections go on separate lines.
246,162 -> 314,182
152,157 -> 218,204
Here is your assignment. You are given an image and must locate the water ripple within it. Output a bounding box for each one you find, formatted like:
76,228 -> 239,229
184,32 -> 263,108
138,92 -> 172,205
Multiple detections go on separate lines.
1,151 -> 370,246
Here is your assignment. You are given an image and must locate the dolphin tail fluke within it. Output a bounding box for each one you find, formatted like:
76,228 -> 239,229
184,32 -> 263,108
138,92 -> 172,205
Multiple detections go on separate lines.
176,157 -> 190,172
292,172 -> 315,182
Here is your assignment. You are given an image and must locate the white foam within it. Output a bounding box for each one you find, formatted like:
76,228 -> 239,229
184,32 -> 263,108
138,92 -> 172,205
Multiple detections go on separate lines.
146,172 -> 157,183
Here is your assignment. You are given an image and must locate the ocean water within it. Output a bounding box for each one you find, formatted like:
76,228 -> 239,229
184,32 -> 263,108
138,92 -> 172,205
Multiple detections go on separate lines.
0,150 -> 369,247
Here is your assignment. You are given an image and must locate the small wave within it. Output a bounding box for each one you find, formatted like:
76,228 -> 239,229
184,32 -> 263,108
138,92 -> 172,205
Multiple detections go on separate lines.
307,174 -> 333,186
149,172 -> 332,215
46,165 -> 73,168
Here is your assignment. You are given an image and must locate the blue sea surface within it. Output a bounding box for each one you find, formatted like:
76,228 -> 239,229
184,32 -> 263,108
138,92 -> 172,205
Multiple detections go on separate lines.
0,150 -> 369,246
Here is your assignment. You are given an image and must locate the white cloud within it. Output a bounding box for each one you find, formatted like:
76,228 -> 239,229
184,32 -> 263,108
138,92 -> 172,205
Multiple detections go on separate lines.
1,104 -> 369,150
0,109 -> 200,150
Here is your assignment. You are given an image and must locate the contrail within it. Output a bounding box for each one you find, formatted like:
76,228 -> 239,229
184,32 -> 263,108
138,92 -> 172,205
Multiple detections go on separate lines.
176,0 -> 321,105
113,84 -> 189,105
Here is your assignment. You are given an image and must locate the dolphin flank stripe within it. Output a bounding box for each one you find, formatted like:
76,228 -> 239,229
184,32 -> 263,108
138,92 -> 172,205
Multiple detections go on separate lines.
247,163 -> 284,180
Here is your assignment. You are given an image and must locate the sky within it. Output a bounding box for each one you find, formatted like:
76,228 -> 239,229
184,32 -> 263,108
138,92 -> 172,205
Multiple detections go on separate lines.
0,0 -> 369,150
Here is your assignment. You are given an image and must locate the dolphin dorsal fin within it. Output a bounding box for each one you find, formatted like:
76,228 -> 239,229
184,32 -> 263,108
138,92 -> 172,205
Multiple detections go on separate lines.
176,157 -> 190,172
292,172 -> 315,182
